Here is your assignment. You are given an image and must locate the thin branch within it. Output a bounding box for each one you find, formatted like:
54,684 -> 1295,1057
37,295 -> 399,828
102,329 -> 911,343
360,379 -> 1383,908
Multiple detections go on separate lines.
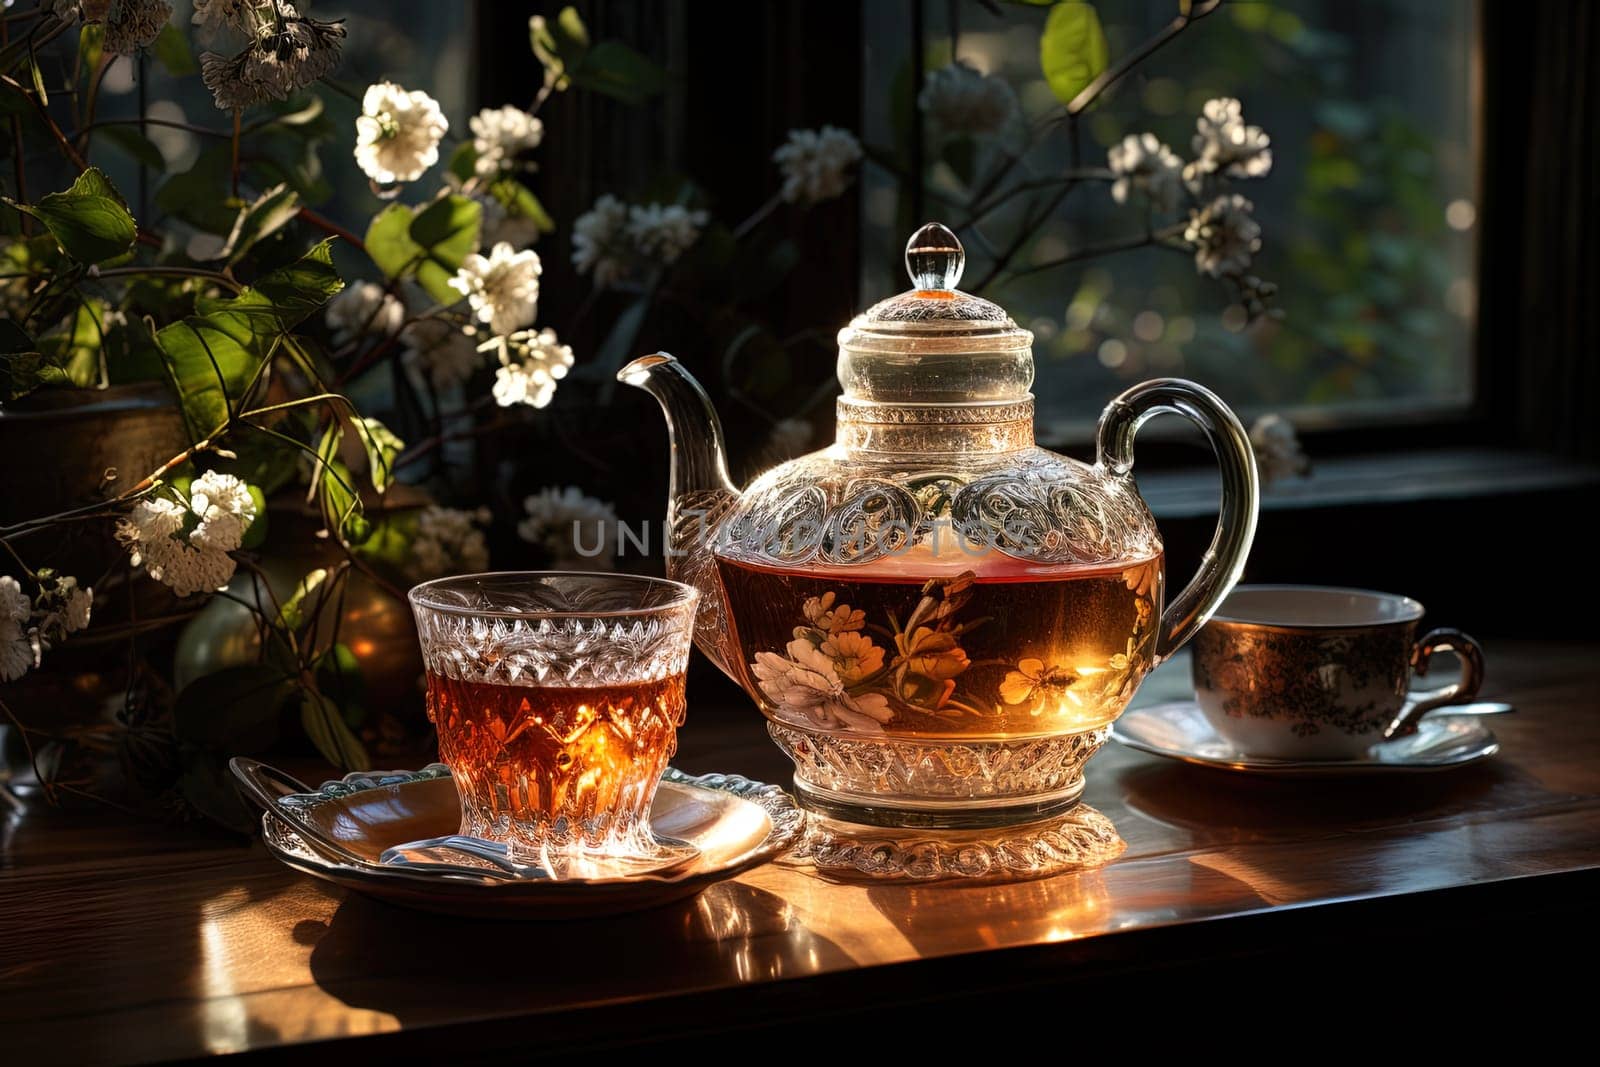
69,117 -> 232,140
1,73 -> 87,170
969,170 -> 1080,293
2,20 -> 24,235
76,52 -> 114,154
0,436 -> 220,538
295,205 -> 365,253
731,192 -> 782,240
92,265 -> 243,292
1005,221 -> 1190,279
1065,0 -> 1224,116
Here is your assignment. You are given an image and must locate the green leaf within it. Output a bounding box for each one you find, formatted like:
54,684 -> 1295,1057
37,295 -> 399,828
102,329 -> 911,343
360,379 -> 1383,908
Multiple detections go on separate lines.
300,688 -> 369,770
1040,2 -> 1109,108
153,23 -> 198,76
572,41 -> 666,105
410,194 -> 481,261
364,202 -> 419,279
156,240 -> 344,438
75,24 -> 104,91
0,321 -> 52,401
277,568 -> 329,632
11,167 -> 137,265
447,141 -> 479,183
27,52 -> 47,106
173,665 -> 293,753
33,299 -> 108,389
226,429 -> 302,496
350,514 -> 416,569
310,423 -> 368,543
215,183 -> 301,264
354,416 -> 402,493
529,7 -> 591,90
365,195 -> 481,305
489,178 -> 555,234
96,124 -> 167,172
239,482 -> 269,550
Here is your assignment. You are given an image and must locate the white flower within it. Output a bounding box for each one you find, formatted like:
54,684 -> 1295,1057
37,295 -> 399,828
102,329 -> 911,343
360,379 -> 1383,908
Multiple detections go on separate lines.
1185,194 -> 1261,278
1108,133 -> 1184,214
324,281 -> 404,345
0,576 -> 33,682
189,470 -> 257,552
625,203 -> 707,265
571,194 -> 632,286
33,573 -> 93,638
773,126 -> 863,205
470,105 -> 543,177
518,487 -> 619,570
1250,413 -> 1310,486
401,318 -> 481,391
13,573 -> 95,672
407,506 -> 491,581
1187,97 -> 1272,184
117,497 -> 231,597
918,61 -> 1018,137
101,0 -> 172,55
449,242 -> 541,335
751,638 -> 894,733
354,81 -> 448,185
117,475 -> 258,597
486,327 -> 573,409
200,12 -> 344,112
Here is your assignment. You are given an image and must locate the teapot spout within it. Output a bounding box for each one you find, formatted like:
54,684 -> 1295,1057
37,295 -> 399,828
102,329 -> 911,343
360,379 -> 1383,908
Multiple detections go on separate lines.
618,353 -> 742,678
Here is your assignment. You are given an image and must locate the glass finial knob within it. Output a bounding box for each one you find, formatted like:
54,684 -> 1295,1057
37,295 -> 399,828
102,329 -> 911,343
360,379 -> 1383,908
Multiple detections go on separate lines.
905,222 -> 964,291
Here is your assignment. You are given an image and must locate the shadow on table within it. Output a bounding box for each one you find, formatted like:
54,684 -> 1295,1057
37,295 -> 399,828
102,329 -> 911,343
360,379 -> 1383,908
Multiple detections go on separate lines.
1116,756 -> 1546,840
305,878 -> 852,1024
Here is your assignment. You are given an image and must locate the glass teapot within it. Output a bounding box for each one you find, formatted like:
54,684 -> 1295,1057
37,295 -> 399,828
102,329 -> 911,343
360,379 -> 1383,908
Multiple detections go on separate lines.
621,223 -> 1258,828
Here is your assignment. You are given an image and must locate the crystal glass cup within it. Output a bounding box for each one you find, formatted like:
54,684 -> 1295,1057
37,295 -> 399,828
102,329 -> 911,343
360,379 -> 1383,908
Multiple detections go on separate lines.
408,572 -> 699,866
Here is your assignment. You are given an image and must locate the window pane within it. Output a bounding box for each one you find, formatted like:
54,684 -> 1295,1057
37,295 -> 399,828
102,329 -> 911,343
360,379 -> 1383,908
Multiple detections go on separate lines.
861,1 -> 1478,435
87,2 -> 470,228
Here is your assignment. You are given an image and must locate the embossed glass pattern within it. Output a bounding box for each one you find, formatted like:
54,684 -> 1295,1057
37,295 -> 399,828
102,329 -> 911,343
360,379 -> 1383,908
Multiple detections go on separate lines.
408,573 -> 698,864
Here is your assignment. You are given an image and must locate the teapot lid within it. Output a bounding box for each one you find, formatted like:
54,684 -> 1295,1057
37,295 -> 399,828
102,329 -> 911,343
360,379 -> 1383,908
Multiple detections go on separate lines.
838,222 -> 1034,356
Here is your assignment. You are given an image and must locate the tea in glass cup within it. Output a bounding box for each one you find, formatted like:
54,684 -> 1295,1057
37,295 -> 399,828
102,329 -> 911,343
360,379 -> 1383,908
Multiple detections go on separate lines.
408,572 -> 699,865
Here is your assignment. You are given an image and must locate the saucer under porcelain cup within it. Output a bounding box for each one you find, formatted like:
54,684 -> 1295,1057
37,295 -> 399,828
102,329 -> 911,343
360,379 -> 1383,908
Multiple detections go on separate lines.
1191,585 -> 1486,760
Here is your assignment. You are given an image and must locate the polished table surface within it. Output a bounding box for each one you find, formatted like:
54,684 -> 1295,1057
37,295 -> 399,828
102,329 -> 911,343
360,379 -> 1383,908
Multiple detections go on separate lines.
3,641 -> 1597,1063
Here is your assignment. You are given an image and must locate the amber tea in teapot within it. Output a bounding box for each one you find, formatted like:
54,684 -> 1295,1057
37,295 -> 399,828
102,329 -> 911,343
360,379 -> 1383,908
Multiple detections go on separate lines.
625,223 -> 1259,830
719,554 -> 1163,739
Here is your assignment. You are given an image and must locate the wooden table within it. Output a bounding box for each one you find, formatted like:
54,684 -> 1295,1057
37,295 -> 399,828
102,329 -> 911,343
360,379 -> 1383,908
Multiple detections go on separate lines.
3,641 -> 1597,1063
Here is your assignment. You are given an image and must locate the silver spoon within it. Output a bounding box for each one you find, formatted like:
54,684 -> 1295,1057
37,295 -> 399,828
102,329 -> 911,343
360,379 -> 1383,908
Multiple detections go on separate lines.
230,758 -> 520,881
1425,701 -> 1515,716
380,833 -> 702,880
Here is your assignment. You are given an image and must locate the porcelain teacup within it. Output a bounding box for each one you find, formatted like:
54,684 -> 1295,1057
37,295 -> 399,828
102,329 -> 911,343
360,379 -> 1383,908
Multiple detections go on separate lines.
1191,586 -> 1485,760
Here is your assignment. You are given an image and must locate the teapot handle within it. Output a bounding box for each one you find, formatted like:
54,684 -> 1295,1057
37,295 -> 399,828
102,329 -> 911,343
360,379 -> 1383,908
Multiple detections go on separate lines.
1095,378 -> 1260,662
